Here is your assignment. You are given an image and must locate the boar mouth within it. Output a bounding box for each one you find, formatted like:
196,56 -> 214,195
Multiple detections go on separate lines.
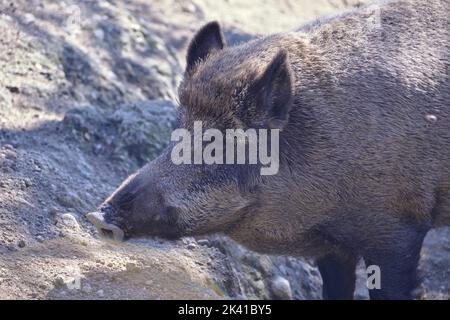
86,211 -> 124,242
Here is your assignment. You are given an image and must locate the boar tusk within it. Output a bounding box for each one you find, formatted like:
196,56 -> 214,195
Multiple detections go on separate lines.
86,212 -> 124,242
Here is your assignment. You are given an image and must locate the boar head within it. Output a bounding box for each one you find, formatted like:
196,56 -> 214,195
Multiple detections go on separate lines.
87,21 -> 293,241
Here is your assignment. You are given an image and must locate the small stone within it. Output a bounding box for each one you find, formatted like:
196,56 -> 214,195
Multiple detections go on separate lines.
187,243 -> 196,250
254,279 -> 265,293
96,289 -> 104,297
3,149 -> 17,160
425,114 -> 438,122
59,213 -> 79,228
197,239 -> 210,246
36,235 -> 44,243
181,2 -> 197,13
82,283 -> 92,294
6,86 -> 19,94
270,276 -> 292,300
50,207 -> 60,217
54,276 -> 65,288
94,29 -> 104,40
17,239 -> 26,248
3,144 -> 14,151
23,13 -> 35,25
125,262 -> 139,272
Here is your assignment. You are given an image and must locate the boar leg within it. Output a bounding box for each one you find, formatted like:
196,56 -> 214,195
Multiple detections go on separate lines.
317,252 -> 358,300
363,224 -> 429,300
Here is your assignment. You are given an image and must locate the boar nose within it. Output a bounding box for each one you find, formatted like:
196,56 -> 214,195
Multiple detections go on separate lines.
86,211 -> 124,242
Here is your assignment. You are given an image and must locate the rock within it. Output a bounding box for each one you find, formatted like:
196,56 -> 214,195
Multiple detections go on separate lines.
96,289 -> 105,297
59,213 -> 79,229
187,243 -> 196,250
425,114 -> 438,122
17,240 -> 26,248
125,262 -> 139,272
206,235 -> 322,299
255,256 -> 275,277
270,276 -> 292,300
23,13 -> 35,25
253,279 -> 265,294
94,29 -> 105,40
181,2 -> 197,13
197,239 -> 210,247
82,283 -> 92,294
50,207 -> 60,217
39,283 -> 48,290
54,276 -> 65,288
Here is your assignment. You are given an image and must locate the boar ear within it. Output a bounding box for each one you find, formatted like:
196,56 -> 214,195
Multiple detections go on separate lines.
250,50 -> 293,129
186,21 -> 225,72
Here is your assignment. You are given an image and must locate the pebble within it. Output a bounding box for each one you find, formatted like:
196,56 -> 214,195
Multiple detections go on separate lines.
187,243 -> 196,250
23,13 -> 35,25
94,29 -> 105,40
50,207 -> 60,217
425,114 -> 438,122
254,279 -> 265,293
270,276 -> 292,300
59,213 -> 79,228
82,283 -> 92,294
125,262 -> 139,272
181,3 -> 197,13
17,239 -> 26,248
197,239 -> 210,246
54,276 -> 65,288
96,289 -> 105,297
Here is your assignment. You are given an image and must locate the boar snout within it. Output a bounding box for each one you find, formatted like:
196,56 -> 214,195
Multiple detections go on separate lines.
86,211 -> 124,242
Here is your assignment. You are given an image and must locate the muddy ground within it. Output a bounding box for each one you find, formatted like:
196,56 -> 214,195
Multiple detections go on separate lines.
0,0 -> 449,300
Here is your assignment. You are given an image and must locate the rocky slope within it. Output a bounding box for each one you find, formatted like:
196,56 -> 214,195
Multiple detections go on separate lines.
1,0 -> 449,300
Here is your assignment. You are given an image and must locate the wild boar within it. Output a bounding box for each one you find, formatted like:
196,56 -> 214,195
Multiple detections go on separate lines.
87,0 -> 450,299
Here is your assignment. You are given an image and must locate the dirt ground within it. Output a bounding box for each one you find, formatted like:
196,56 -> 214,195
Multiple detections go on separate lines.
0,0 -> 449,300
